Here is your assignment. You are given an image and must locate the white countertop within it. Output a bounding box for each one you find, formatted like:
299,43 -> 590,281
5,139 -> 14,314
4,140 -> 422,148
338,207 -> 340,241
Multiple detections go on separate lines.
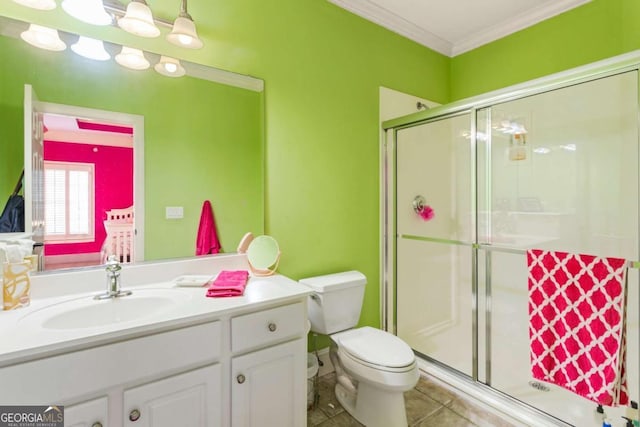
0,256 -> 311,367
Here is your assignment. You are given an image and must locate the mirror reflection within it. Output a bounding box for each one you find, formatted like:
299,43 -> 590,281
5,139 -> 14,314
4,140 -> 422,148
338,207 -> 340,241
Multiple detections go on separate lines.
0,15 -> 265,272
42,108 -> 137,270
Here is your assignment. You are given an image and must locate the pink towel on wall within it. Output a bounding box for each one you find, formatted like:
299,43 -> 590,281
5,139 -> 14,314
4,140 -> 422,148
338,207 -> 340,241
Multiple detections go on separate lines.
206,270 -> 249,298
527,249 -> 628,406
196,200 -> 221,256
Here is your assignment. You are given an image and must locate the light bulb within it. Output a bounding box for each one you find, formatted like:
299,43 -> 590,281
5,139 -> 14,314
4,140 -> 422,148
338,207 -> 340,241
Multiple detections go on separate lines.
118,0 -> 160,38
20,24 -> 66,51
154,56 -> 185,77
71,36 -> 110,61
166,15 -> 203,49
115,46 -> 150,71
61,0 -> 112,26
178,34 -> 193,45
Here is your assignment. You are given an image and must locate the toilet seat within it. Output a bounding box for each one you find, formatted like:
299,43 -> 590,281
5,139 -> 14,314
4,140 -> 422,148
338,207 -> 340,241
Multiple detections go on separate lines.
332,326 -> 415,371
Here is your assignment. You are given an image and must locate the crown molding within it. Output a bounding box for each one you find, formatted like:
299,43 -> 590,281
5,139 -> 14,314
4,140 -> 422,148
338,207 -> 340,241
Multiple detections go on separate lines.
328,0 -> 453,56
451,0 -> 592,56
329,0 -> 591,58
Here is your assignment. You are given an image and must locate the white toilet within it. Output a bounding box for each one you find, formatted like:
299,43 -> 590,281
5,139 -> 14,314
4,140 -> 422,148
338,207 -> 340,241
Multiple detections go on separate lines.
300,271 -> 419,427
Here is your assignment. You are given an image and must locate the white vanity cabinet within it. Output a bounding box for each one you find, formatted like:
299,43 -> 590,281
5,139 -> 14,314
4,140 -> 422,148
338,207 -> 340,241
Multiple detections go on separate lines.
123,364 -> 222,427
0,288 -> 310,427
230,303 -> 307,427
231,340 -> 305,427
65,397 -> 109,427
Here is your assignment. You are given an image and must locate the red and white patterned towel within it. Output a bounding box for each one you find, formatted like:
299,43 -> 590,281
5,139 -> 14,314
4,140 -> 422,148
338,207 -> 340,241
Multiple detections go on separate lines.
527,249 -> 628,406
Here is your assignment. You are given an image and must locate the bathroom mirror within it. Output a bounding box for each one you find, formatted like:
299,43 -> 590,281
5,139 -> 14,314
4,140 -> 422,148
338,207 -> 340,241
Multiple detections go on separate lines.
0,15 -> 265,272
246,235 -> 280,276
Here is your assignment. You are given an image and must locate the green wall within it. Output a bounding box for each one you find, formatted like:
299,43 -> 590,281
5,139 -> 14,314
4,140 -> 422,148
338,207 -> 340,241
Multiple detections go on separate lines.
0,34 -> 263,258
254,1 -> 448,331
0,0 -> 450,332
3,0 -> 637,339
451,0 -> 640,100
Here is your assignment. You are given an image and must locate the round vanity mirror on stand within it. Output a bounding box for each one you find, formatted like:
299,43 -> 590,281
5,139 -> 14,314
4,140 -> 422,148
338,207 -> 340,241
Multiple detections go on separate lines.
244,234 -> 280,276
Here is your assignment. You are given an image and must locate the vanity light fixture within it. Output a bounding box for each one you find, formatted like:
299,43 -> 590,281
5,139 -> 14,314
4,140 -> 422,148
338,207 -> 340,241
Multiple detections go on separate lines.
71,36 -> 111,61
12,0 -> 56,11
115,46 -> 150,70
154,56 -> 185,77
20,24 -> 66,51
61,0 -> 113,26
166,0 -> 203,49
118,0 -> 161,38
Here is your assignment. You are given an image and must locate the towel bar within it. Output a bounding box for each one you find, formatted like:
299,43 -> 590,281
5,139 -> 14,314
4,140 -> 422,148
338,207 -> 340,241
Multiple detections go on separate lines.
473,243 -> 640,269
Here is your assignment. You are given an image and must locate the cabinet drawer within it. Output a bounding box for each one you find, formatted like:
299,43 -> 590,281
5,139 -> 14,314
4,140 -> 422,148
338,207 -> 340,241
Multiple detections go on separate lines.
232,303 -> 305,353
0,321 -> 222,404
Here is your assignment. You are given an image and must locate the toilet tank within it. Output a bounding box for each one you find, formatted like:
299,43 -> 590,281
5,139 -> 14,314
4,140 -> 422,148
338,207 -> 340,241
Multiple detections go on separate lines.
299,271 -> 366,335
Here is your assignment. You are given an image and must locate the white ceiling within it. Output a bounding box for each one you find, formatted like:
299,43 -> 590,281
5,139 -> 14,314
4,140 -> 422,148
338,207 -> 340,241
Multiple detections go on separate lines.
43,114 -> 133,148
328,0 -> 591,57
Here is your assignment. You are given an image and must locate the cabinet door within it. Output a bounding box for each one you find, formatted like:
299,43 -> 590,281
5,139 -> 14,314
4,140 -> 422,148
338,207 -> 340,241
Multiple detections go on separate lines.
123,364 -> 221,427
65,397 -> 108,427
232,339 -> 306,427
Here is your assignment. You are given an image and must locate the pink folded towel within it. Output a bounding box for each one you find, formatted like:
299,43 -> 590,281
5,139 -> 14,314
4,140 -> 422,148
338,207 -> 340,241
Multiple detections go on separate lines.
206,270 -> 249,298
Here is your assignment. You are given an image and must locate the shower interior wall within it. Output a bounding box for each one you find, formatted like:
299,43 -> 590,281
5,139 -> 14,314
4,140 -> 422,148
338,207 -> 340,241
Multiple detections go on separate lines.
387,56 -> 640,427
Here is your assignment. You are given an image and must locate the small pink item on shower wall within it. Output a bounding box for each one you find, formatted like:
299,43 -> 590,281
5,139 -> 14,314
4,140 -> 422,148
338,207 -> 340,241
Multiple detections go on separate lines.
418,205 -> 435,221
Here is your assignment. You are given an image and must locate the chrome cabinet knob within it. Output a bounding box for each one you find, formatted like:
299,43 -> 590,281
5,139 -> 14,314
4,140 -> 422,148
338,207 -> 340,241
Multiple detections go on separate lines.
237,374 -> 246,384
268,322 -> 277,332
129,409 -> 141,422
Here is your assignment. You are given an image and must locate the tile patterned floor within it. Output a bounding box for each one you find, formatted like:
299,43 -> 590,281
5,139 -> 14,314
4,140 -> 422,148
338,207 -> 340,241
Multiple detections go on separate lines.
307,373 -> 517,427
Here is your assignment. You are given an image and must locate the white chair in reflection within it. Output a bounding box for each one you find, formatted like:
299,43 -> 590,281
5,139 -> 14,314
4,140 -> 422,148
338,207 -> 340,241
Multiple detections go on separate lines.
102,206 -> 134,263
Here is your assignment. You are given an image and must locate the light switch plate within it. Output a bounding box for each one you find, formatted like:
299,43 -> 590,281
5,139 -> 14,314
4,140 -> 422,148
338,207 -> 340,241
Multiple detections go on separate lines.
165,206 -> 184,219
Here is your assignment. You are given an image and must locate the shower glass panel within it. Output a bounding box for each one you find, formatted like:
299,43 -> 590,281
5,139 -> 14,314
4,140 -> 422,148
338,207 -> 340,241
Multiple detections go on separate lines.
397,240 -> 473,375
476,71 -> 639,426
395,113 -> 474,377
478,72 -> 639,255
392,68 -> 640,426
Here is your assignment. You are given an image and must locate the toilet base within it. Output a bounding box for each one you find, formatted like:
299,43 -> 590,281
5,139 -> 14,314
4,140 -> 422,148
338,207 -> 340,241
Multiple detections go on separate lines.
335,381 -> 409,427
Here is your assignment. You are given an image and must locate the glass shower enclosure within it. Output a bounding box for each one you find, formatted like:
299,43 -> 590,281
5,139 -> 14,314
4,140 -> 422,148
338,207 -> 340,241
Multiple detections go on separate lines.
383,60 -> 640,426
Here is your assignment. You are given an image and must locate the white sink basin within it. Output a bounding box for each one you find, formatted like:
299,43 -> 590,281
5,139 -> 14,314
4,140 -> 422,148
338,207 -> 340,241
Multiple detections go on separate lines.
20,288 -> 192,331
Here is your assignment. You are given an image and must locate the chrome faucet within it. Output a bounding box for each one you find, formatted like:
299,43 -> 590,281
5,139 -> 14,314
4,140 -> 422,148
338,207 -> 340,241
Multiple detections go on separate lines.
94,255 -> 132,300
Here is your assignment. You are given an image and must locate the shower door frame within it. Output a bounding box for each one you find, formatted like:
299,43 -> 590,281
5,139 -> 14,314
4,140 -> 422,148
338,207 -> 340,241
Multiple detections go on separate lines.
381,51 -> 640,426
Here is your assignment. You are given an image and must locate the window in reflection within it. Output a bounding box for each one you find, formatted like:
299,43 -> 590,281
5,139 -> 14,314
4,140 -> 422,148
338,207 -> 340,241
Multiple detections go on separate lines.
44,161 -> 94,240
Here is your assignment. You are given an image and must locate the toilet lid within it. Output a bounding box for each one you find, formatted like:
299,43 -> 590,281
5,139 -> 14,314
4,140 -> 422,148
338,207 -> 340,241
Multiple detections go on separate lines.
334,326 -> 415,368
